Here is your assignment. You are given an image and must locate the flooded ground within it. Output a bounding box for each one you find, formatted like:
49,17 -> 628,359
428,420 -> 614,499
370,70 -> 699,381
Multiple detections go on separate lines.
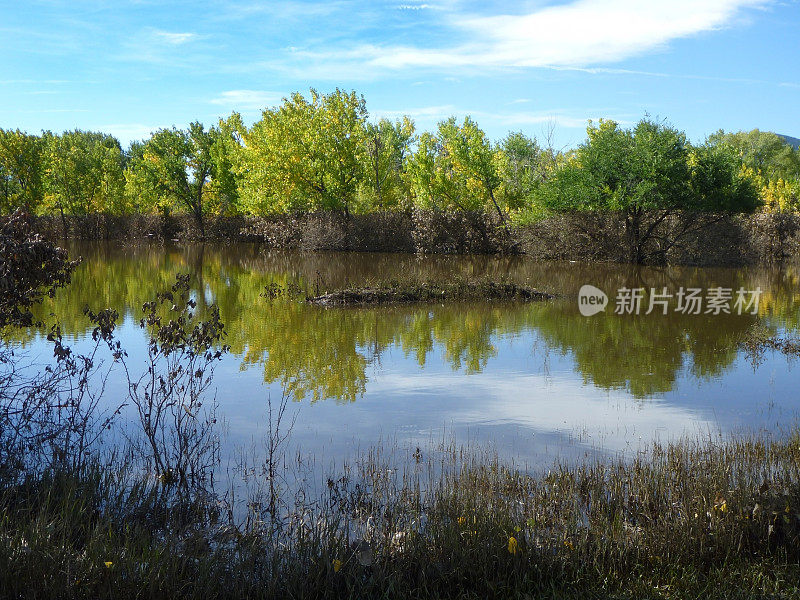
12,242 -> 800,474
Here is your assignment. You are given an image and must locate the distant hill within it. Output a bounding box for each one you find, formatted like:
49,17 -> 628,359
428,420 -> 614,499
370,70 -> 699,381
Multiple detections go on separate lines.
777,133 -> 800,150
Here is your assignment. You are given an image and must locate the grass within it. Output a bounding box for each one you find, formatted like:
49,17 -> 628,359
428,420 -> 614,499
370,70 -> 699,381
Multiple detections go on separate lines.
1,430 -> 800,599
302,277 -> 553,306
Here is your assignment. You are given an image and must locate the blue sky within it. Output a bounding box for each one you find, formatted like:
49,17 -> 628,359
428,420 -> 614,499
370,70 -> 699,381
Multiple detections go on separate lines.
1,0 -> 798,149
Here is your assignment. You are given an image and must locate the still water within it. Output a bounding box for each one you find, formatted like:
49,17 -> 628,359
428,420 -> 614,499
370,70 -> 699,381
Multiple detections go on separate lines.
13,242 -> 800,470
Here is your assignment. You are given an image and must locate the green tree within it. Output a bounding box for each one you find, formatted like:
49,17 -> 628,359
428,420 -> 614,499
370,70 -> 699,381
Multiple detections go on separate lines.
707,129 -> 799,181
211,114 -> 243,216
408,116 -> 506,222
0,130 -> 44,214
690,144 -> 761,212
406,131 -> 445,209
122,140 -> 157,214
362,117 -> 415,210
707,129 -> 800,212
126,123 -> 222,235
541,118 -> 760,263
237,89 -> 369,215
43,130 -> 125,220
496,131 -> 550,211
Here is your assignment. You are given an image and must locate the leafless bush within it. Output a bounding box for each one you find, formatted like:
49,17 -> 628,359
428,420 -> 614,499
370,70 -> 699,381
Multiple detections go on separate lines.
412,209 -> 516,254
516,212 -> 623,261
0,309 -> 125,483
123,274 -> 228,499
241,214 -> 304,249
0,213 -> 124,483
745,211 -> 800,263
0,210 -> 78,328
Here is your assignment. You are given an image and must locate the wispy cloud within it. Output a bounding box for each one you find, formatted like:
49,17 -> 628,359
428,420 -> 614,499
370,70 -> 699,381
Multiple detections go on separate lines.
217,0 -> 351,21
116,27 -> 205,67
370,0 -> 767,69
209,89 -> 285,111
13,108 -> 91,114
151,30 -> 197,45
373,104 -> 459,121
0,79 -> 73,85
372,105 -> 622,132
268,0 -> 768,79
100,123 -> 159,145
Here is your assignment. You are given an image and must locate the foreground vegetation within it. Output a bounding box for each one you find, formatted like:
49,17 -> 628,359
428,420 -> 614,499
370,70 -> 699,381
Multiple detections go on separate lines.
2,89 -> 799,261
2,430 -> 800,599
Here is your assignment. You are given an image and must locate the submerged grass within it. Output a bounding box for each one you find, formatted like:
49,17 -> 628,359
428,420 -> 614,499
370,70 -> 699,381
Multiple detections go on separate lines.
2,430 -> 800,598
302,277 -> 553,306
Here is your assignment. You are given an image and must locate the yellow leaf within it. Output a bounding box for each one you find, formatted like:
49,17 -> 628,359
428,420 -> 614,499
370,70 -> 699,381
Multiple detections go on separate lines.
508,536 -> 518,554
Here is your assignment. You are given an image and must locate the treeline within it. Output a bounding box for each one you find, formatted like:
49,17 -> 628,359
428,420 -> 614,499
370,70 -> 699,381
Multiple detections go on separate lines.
2,89 -> 799,248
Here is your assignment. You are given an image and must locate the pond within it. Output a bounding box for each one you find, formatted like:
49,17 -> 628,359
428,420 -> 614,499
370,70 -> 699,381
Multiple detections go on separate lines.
11,242 -> 800,473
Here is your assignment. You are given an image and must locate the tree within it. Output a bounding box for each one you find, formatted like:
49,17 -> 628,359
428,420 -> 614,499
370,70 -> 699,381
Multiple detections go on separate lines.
707,129 -> 800,213
43,130 -> 125,222
362,117 -> 415,210
0,130 -> 44,214
210,114 -> 243,216
237,89 -> 369,215
541,118 -> 760,263
126,123 -> 222,236
690,144 -> 761,212
496,131 -> 549,210
408,116 -> 505,218
406,131 -> 445,209
707,129 -> 799,181
122,140 -> 158,215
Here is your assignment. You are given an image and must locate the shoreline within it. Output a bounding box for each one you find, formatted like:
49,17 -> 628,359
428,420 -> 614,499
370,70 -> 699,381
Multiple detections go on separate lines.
2,430 -> 799,598
23,209 -> 800,266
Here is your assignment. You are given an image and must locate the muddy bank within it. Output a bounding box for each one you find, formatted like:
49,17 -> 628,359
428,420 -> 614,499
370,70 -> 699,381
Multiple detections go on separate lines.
306,281 -> 553,306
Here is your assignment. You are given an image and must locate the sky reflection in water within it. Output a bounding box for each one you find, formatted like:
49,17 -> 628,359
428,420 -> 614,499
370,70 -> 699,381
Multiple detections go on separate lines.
12,242 -> 800,472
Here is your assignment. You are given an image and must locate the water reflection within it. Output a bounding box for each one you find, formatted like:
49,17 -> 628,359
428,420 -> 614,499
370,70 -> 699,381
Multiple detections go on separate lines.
14,242 -> 799,405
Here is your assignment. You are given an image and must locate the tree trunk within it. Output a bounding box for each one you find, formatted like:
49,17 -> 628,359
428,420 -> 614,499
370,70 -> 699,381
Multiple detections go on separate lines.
196,207 -> 205,238
59,203 -> 67,240
627,208 -> 643,264
192,185 -> 205,238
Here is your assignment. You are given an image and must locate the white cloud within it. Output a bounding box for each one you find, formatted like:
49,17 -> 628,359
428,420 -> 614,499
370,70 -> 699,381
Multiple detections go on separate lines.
368,371 -> 718,455
100,123 -> 158,145
367,0 -> 767,69
151,30 -> 197,45
488,112 -> 593,129
0,79 -> 73,85
282,0 -> 766,78
373,105 -> 618,130
373,104 -> 459,121
209,90 -> 285,111
116,28 -> 204,66
14,108 -> 90,114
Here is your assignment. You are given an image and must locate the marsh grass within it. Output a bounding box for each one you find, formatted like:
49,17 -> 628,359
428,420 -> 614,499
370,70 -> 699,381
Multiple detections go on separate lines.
2,430 -> 800,599
299,276 -> 553,306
